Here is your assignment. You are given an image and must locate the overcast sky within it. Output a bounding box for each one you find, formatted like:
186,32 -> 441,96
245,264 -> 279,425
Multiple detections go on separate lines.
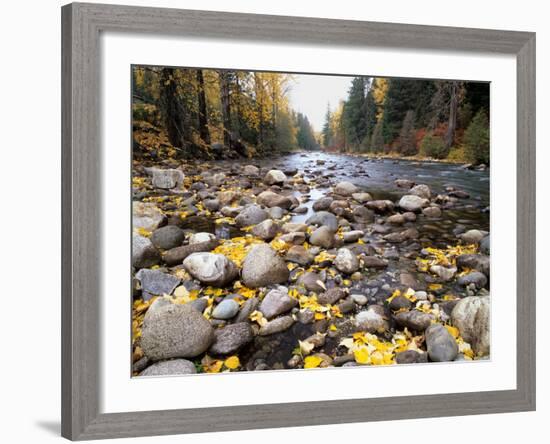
287,74 -> 354,133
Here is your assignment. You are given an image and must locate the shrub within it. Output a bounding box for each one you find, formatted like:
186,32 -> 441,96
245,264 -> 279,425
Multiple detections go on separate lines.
419,132 -> 448,159
464,109 -> 490,164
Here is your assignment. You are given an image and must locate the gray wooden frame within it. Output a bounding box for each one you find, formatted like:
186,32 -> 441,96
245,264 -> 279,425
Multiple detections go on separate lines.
61,2 -> 536,440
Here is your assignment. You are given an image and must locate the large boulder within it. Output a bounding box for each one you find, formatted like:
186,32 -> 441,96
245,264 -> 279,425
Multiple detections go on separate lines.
257,191 -> 292,209
150,225 -> 185,250
139,359 -> 196,376
334,248 -> 360,274
259,287 -> 297,319
141,304 -> 214,360
309,226 -> 336,248
133,202 -> 164,231
183,253 -> 238,287
132,234 -> 160,269
306,211 -> 338,230
409,184 -> 431,199
425,324 -> 458,362
264,169 -> 287,185
235,205 -> 269,228
209,322 -> 254,355
398,195 -> 429,212
241,243 -> 290,288
334,181 -> 359,196
151,168 -> 184,189
451,296 -> 490,356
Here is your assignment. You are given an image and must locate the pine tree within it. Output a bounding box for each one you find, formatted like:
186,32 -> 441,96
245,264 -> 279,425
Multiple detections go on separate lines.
464,109 -> 490,164
322,104 -> 333,148
399,110 -> 417,156
370,120 -> 384,153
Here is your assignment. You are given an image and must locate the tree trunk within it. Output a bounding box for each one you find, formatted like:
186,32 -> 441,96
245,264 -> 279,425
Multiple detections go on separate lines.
196,70 -> 210,145
254,73 -> 264,152
219,70 -> 232,149
445,81 -> 459,149
160,67 -> 185,149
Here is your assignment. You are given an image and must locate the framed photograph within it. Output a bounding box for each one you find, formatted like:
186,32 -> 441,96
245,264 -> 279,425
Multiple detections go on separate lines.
62,2 -> 536,440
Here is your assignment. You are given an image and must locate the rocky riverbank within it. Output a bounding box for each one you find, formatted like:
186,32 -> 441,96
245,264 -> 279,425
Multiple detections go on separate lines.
131,152 -> 490,376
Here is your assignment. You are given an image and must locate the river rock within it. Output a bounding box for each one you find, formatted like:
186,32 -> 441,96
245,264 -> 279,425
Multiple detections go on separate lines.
425,324 -> 458,362
133,202 -> 165,231
241,243 -> 289,288
218,190 -> 238,206
334,248 -> 360,274
363,256 -> 388,269
279,232 -> 306,245
351,294 -> 368,305
355,306 -> 389,333
395,350 -> 428,364
334,181 -> 359,196
423,206 -> 442,218
297,272 -> 326,292
258,316 -> 295,335
285,245 -> 314,266
135,269 -> 180,299
151,168 -> 185,189
243,165 -> 260,176
394,310 -> 434,331
267,207 -> 285,219
235,204 -> 269,227
384,228 -> 419,243
251,219 -> 280,240
212,299 -> 240,319
395,179 -> 415,189
141,304 -> 214,360
409,184 -> 431,199
209,322 -> 254,355
480,235 -> 490,255
188,232 -> 216,245
163,238 -> 219,266
389,295 -> 412,311
430,265 -> 457,282
150,225 -> 185,250
386,213 -> 406,225
282,222 -> 308,233
257,190 -> 292,209
342,230 -> 364,243
456,254 -> 490,276
183,253 -> 238,287
259,287 -> 298,319
140,359 -> 196,376
451,296 -> 490,356
460,229 -> 489,245
313,197 -> 333,211
264,169 -> 287,185
352,206 -> 375,223
317,288 -> 346,305
398,195 -> 429,212
132,234 -> 161,269
366,200 -> 394,213
457,271 -> 488,288
309,226 -> 336,248
352,192 -> 373,203
306,211 -> 338,230
235,297 -> 259,323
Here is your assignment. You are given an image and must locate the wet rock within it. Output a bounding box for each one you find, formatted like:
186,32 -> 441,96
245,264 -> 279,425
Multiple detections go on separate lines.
140,359 -> 196,376
334,248 -> 360,274
189,297 -> 209,313
448,189 -> 470,198
389,295 -> 412,311
243,165 -> 260,176
251,219 -> 280,240
209,322 -> 254,355
366,200 -> 394,213
456,254 -> 490,276
384,228 -> 419,243
400,273 -> 420,289
396,350 -> 428,364
257,190 -> 293,209
451,296 -> 490,356
306,211 -> 338,230
318,287 -> 346,305
133,202 -> 165,231
312,197 -> 334,211
258,316 -> 295,336
141,304 -> 214,360
460,229 -> 489,245
334,181 -> 359,196
309,226 -> 336,248
235,204 -> 269,228
395,179 -> 415,189
163,239 -> 219,266
183,253 -> 238,287
402,212 -> 417,222
398,195 -> 429,212
409,184 -> 431,199
279,232 -> 306,245
423,206 -> 442,218
285,245 -> 314,266
352,206 -> 375,223
150,225 -> 185,250
189,232 -> 216,245
430,265 -> 457,282
297,272 -> 326,293
457,271 -> 488,288
363,256 -> 388,269
264,169 -> 287,185
386,213 -> 406,225
394,310 -> 434,331
267,207 -> 285,219
352,192 -> 373,203
151,168 -> 185,189
342,230 -> 364,243
242,243 -> 289,288
355,306 -> 389,333
135,269 -> 181,300
480,235 -> 490,255
282,222 -> 308,233
132,234 -> 161,269
212,299 -> 240,319
235,297 -> 259,323
425,324 -> 458,362
259,287 -> 298,319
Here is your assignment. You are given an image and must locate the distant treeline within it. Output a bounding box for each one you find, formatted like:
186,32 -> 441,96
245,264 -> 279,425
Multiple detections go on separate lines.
132,66 -> 318,159
322,78 -> 490,164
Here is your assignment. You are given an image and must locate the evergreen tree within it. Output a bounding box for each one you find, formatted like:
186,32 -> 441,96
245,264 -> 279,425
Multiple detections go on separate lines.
370,120 -> 385,153
342,77 -> 368,149
464,109 -> 490,164
322,104 -> 333,148
399,110 -> 417,156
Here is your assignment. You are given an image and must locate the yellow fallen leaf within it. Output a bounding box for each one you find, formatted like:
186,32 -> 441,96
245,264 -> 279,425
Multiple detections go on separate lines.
304,355 -> 323,369
445,325 -> 460,338
353,347 -> 370,364
224,356 -> 240,370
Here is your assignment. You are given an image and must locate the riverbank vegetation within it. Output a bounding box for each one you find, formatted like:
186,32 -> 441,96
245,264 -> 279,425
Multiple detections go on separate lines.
322,78 -> 490,164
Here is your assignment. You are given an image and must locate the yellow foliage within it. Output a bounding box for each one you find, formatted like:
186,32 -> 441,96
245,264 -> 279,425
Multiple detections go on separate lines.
303,355 -> 323,369
224,356 -> 241,370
